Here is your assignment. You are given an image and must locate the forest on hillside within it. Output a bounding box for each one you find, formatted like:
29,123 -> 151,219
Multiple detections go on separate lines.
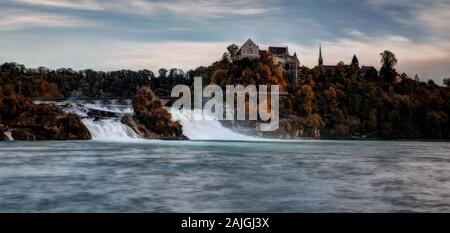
1,49 -> 449,139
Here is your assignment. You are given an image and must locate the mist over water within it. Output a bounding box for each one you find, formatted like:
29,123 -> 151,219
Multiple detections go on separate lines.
1,140 -> 450,212
2,103 -> 450,212
63,103 -> 259,142
82,118 -> 140,141
170,109 -> 258,141
63,104 -> 141,141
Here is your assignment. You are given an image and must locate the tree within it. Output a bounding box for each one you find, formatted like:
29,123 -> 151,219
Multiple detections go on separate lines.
443,78 -> 450,88
294,84 -> 314,117
425,111 -> 448,138
379,50 -> 397,82
158,68 -> 168,78
227,44 -> 239,59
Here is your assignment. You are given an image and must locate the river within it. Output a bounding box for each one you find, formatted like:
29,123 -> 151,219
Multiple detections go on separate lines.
1,139 -> 449,212
1,104 -> 450,212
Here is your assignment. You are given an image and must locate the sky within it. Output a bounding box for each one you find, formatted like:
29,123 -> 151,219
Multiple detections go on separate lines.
0,0 -> 449,83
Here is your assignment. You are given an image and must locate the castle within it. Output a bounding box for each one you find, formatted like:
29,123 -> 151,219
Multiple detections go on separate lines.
234,39 -> 261,61
231,39 -> 379,89
317,44 -> 378,79
233,39 -> 300,89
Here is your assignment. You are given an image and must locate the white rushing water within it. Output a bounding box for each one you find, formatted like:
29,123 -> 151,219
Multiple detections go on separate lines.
64,103 -> 260,141
81,118 -> 140,141
170,109 -> 258,141
63,104 -> 140,141
3,131 -> 13,141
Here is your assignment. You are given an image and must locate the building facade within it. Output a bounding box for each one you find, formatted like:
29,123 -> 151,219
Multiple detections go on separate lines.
268,46 -> 299,89
235,39 -> 260,60
317,45 -> 378,79
234,39 -> 300,89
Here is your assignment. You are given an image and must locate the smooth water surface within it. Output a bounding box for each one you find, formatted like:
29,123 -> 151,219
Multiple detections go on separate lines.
1,140 -> 450,212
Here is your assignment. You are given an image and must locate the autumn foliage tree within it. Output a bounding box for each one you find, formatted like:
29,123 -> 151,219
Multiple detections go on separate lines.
1,47 -> 449,140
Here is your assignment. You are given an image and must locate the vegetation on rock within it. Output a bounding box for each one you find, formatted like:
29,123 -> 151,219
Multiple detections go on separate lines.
130,86 -> 185,140
1,47 -> 449,140
0,84 -> 91,140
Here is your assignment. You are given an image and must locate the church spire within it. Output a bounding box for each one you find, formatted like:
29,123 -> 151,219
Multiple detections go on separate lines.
318,44 -> 323,66
352,54 -> 359,67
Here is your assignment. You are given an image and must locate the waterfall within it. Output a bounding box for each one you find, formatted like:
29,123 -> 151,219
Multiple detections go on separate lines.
63,104 -> 141,141
81,118 -> 140,141
170,109 -> 258,141
63,103 -> 262,142
3,131 -> 13,141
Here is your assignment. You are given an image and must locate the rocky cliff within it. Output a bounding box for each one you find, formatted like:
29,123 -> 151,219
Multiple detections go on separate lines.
0,85 -> 91,141
124,86 -> 186,140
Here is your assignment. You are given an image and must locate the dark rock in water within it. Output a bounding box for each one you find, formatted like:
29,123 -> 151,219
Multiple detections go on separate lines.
0,85 -> 91,141
0,134 -> 8,141
121,114 -> 159,139
0,123 -> 7,133
12,128 -> 36,141
0,123 -> 9,140
53,114 -> 92,140
12,105 -> 91,140
128,86 -> 186,140
87,109 -> 120,120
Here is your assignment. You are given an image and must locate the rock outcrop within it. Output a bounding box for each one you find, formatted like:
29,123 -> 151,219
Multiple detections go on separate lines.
0,123 -> 9,140
11,128 -> 36,141
121,114 -> 159,139
87,109 -> 120,120
0,85 -> 91,141
126,86 -> 186,140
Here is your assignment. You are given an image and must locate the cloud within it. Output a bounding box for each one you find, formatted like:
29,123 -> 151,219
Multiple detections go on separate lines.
0,9 -> 94,31
345,29 -> 366,37
414,2 -> 450,35
8,0 -> 278,18
0,0 -> 448,82
2,31 -> 448,82
102,41 -> 228,71
367,0 -> 450,37
7,0 -> 105,10
327,0 -> 450,81
289,33 -> 450,81
0,36 -> 227,71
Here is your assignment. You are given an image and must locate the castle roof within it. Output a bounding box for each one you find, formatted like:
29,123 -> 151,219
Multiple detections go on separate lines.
360,66 -> 377,72
245,38 -> 255,45
241,38 -> 258,48
268,46 -> 288,55
320,64 -> 350,70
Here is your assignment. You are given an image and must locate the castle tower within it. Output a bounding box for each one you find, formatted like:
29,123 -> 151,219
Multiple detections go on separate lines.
318,45 -> 323,66
352,54 -> 359,67
290,52 -> 298,89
